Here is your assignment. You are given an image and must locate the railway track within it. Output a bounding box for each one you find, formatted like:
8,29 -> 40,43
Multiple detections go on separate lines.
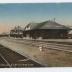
0,53 -> 11,68
0,44 -> 43,68
1,38 -> 72,66
8,38 -> 72,53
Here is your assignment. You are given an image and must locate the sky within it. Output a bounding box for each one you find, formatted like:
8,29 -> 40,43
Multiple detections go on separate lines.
0,3 -> 72,33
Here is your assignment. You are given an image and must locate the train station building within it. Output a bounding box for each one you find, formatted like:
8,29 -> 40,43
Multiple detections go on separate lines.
23,20 -> 70,39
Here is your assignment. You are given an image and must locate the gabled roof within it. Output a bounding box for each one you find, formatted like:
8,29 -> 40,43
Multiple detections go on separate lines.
25,20 -> 70,30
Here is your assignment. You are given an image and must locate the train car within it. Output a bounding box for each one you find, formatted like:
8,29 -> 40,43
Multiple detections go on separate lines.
23,20 -> 70,39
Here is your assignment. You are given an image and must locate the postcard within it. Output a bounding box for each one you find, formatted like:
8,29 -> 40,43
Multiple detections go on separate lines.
0,3 -> 72,69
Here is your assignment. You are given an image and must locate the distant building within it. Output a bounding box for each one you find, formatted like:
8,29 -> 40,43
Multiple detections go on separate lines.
10,26 -> 23,38
23,20 -> 70,39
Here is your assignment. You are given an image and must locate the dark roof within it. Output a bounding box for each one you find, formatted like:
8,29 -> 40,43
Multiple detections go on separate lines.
25,20 -> 70,30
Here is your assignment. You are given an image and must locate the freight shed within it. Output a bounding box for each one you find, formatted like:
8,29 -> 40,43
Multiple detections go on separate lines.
23,20 -> 70,39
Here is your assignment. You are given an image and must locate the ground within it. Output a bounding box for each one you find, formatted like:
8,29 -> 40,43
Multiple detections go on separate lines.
0,37 -> 72,66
